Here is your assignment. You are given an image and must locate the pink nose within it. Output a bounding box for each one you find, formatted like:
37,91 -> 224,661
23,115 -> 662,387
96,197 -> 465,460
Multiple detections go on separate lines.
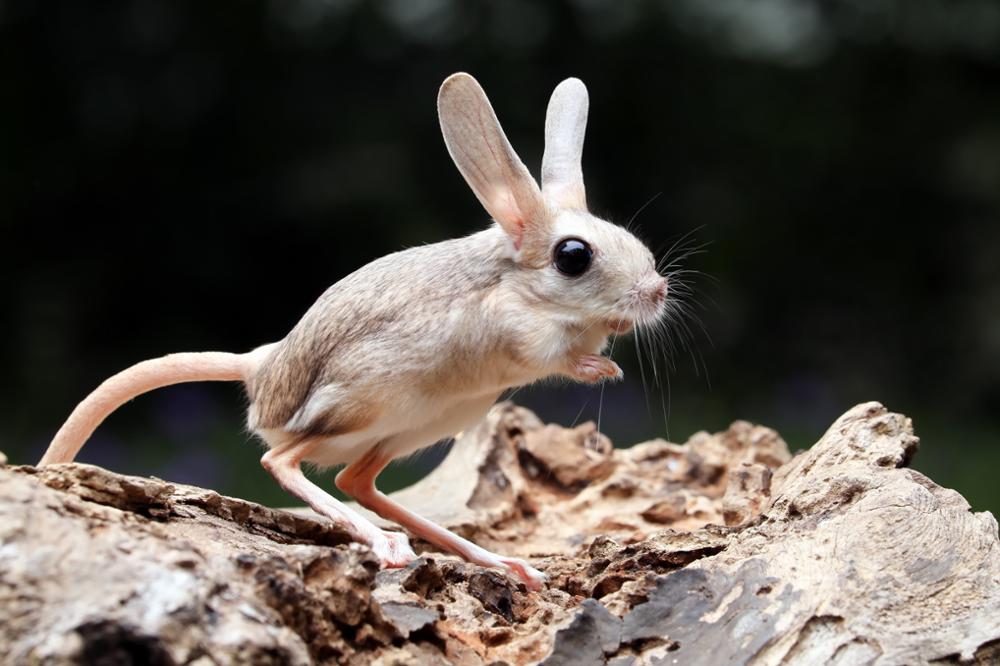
652,276 -> 668,303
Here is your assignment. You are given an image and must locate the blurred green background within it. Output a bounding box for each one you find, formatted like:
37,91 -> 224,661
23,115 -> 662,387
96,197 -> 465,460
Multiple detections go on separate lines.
2,1 -> 998,513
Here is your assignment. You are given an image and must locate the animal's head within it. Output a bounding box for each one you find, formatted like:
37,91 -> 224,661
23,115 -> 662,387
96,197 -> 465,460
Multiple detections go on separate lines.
438,73 -> 667,334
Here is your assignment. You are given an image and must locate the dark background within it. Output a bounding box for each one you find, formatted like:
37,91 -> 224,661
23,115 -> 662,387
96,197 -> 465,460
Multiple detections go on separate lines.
3,1 -> 998,512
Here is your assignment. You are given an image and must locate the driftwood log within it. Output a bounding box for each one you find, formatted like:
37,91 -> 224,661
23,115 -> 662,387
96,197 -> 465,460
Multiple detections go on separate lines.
1,402 -> 998,664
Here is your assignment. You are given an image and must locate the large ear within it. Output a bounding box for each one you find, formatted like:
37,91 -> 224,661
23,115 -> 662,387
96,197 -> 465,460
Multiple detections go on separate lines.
541,77 -> 589,210
438,73 -> 547,251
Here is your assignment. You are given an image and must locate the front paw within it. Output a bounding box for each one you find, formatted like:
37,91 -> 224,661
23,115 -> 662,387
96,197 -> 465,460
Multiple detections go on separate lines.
567,354 -> 623,384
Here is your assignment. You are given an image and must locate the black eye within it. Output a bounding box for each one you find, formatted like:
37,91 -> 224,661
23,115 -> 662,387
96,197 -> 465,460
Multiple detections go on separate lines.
553,238 -> 593,277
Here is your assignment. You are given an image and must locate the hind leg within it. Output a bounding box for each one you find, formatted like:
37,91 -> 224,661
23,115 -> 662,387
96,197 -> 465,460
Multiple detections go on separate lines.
334,397 -> 546,590
336,446 -> 545,590
260,439 -> 416,567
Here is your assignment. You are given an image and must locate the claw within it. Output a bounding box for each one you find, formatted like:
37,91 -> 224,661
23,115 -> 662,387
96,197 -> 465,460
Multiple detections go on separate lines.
568,354 -> 623,384
497,556 -> 547,591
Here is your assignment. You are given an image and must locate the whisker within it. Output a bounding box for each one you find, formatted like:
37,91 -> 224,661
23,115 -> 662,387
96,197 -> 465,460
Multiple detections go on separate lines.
655,228 -> 710,271
664,268 -> 719,285
503,385 -> 525,402
626,192 -> 663,232
661,366 -> 672,440
584,224 -> 716,443
570,398 -> 590,428
596,332 -> 620,436
654,225 -> 703,256
646,326 -> 662,386
633,328 -> 652,417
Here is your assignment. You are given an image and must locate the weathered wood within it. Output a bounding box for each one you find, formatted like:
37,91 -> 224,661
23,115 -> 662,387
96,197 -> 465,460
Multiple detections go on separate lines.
1,402 -> 997,664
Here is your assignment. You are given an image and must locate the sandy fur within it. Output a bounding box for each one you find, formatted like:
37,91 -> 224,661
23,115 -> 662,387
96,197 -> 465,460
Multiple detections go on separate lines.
244,75 -> 665,468
41,72 -> 665,500
246,224 -> 603,466
36,73 -> 664,591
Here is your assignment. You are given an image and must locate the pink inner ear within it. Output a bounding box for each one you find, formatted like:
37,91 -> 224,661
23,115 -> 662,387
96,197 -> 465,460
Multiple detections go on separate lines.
507,217 -> 525,251
491,191 -> 526,250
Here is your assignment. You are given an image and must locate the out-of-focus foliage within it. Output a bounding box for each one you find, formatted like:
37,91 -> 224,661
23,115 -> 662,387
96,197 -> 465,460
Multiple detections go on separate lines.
2,0 -> 998,511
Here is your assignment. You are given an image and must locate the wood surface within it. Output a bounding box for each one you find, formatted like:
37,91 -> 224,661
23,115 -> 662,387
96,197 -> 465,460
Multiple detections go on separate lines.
2,402 -> 997,664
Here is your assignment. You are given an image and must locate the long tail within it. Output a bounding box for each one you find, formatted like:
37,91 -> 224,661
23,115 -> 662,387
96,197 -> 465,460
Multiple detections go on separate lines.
39,351 -> 254,465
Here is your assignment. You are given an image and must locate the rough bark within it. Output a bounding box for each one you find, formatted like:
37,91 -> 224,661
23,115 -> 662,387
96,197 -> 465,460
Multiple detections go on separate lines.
1,402 -> 998,665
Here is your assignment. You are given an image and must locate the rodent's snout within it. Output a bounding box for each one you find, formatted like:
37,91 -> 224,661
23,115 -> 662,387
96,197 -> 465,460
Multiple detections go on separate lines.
653,275 -> 668,303
627,274 -> 668,327
643,274 -> 668,305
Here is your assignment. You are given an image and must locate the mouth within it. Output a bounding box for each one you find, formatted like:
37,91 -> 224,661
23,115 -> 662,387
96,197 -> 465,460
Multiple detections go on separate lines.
607,296 -> 667,335
609,277 -> 668,334
605,318 -> 634,334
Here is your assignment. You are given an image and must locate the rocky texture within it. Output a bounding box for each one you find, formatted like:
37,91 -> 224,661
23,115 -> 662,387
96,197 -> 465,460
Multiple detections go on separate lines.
2,402 -> 998,664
